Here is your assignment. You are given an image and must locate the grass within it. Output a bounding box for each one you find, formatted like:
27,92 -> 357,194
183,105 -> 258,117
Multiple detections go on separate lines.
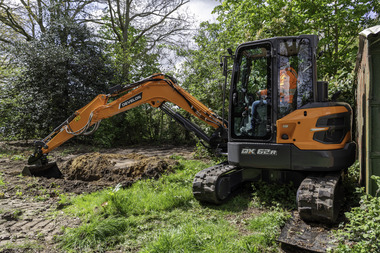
12,209 -> 23,220
10,154 -> 26,160
141,218 -> 240,252
0,172 -> 5,198
0,172 -> 5,186
0,240 -> 44,252
247,211 -> 289,248
58,157 -> 291,252
0,143 -> 31,160
0,153 -> 26,160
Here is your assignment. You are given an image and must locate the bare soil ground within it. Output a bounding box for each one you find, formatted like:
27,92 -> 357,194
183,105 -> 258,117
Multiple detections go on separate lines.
0,141 -> 194,252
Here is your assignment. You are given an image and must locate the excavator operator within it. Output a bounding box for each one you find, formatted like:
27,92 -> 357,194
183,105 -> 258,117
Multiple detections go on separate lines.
278,66 -> 298,118
250,89 -> 268,136
251,66 -> 298,134
279,66 -> 298,104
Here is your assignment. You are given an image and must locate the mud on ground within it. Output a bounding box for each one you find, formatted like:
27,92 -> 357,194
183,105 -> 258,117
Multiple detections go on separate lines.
0,142 -> 194,252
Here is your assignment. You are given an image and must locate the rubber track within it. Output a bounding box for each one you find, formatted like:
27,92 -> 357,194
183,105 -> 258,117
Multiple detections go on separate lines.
297,173 -> 342,223
192,164 -> 235,204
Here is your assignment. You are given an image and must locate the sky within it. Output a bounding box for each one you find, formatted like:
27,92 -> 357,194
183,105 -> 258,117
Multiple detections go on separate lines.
187,0 -> 219,24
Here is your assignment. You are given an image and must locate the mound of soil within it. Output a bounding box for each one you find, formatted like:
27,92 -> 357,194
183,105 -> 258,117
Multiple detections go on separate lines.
63,152 -> 177,184
64,153 -> 113,181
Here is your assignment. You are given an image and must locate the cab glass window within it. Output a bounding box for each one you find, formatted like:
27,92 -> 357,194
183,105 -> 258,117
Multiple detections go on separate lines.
277,38 -> 313,119
231,43 -> 271,139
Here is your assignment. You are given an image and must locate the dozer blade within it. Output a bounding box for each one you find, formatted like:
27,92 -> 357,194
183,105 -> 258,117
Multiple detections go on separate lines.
22,162 -> 63,179
278,213 -> 337,253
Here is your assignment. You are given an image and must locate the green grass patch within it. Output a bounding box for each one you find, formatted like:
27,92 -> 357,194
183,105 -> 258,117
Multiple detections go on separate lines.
0,144 -> 31,160
247,211 -> 289,249
64,158 -> 206,218
0,172 -> 5,186
141,218 -> 240,252
59,157 -> 289,252
10,154 -> 26,161
0,240 -> 44,252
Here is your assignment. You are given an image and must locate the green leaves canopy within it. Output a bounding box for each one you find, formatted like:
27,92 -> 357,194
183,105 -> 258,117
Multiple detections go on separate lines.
214,0 -> 380,77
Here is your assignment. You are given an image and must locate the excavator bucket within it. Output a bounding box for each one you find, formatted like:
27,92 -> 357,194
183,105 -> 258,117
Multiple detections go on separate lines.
22,162 -> 63,179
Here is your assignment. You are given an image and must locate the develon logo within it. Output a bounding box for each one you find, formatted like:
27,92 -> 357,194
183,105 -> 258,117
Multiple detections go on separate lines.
119,92 -> 143,109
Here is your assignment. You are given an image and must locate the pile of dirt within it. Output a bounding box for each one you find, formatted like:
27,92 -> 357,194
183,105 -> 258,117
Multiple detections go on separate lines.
63,152 -> 177,184
64,153 -> 113,181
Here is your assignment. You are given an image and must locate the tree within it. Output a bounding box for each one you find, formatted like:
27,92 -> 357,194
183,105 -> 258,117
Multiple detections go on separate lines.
213,0 -> 380,78
1,19 -> 113,140
0,1 -> 105,130
103,0 -> 192,81
0,0 -> 100,43
176,22 -> 228,114
87,0 -> 196,146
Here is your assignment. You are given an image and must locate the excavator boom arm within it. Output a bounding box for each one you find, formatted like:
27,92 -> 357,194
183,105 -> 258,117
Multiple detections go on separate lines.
30,74 -> 226,160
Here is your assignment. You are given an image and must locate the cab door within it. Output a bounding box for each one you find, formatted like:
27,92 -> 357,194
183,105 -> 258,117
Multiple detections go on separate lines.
229,42 -> 273,142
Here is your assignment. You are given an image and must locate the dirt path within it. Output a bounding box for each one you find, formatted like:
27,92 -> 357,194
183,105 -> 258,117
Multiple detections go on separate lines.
0,157 -> 81,251
0,142 -> 194,252
0,197 -> 81,251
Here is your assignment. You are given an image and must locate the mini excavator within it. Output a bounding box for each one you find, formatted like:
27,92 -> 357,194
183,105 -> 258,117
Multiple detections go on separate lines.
25,35 -> 356,223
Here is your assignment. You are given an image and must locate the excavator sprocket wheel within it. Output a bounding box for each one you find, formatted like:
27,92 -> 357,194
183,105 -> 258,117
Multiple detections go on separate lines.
192,164 -> 237,204
297,173 -> 343,223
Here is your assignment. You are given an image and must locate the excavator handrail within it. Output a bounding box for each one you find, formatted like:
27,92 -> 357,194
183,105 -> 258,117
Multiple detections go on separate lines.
28,74 -> 227,165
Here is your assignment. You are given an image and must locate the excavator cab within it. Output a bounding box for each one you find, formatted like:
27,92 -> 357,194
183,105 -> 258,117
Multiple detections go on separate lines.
228,35 -> 318,172
230,36 -> 315,143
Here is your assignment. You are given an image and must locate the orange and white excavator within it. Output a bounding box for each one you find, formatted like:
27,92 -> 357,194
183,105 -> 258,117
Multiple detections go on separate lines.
26,35 -> 356,224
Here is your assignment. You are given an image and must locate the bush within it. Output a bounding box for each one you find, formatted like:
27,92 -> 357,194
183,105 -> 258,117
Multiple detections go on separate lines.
3,20 -> 112,140
335,175 -> 380,252
251,181 -> 297,211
